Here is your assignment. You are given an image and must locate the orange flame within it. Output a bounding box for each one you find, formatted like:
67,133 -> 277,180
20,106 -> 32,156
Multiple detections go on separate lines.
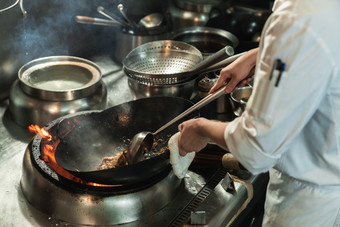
29,124 -> 121,187
28,124 -> 52,141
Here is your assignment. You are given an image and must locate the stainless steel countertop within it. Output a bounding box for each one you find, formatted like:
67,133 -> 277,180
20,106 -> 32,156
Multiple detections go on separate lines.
0,55 -> 267,226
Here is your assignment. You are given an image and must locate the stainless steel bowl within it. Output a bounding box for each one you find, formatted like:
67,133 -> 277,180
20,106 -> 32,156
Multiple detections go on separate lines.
230,86 -> 252,116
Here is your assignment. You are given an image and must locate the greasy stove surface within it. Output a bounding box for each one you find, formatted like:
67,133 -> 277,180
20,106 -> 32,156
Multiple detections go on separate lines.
0,55 -> 268,226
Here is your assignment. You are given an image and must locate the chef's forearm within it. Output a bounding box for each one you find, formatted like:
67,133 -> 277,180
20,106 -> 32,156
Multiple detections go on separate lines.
243,47 -> 259,70
196,118 -> 230,151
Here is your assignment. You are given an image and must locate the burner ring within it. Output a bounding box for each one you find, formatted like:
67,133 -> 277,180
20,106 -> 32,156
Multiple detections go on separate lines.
21,145 -> 183,225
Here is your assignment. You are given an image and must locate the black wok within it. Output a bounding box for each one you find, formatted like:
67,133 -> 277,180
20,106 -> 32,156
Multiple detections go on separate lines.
206,7 -> 271,53
54,96 -> 197,185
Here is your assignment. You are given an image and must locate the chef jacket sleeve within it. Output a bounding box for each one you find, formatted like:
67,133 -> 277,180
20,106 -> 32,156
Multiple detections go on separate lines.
224,11 -> 335,174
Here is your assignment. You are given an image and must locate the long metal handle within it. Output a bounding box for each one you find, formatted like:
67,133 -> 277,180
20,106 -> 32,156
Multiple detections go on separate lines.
154,86 -> 227,135
189,46 -> 235,76
117,3 -> 137,27
75,16 -> 121,27
154,50 -> 245,135
0,0 -> 18,13
203,52 -> 246,73
97,6 -> 129,26
19,0 -> 27,17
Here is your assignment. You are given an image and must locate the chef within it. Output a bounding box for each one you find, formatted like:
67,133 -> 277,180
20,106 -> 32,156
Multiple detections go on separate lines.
173,0 -> 340,226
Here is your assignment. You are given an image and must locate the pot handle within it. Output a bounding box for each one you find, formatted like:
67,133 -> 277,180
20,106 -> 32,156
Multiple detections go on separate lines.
203,52 -> 246,73
0,0 -> 27,17
19,0 -> 27,17
190,46 -> 235,76
0,0 -> 18,13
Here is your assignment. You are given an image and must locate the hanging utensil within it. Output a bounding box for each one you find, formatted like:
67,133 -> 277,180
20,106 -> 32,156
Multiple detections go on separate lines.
138,13 -> 164,28
75,15 -> 121,27
117,3 -> 138,28
96,6 -> 129,27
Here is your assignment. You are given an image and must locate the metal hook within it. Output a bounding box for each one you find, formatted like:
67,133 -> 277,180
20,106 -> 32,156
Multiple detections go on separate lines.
0,0 -> 19,13
19,0 -> 27,17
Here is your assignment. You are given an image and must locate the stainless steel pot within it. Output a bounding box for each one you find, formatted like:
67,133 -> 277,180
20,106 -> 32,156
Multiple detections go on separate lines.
206,6 -> 271,53
9,56 -> 107,127
0,0 -> 27,101
172,26 -> 239,56
113,25 -> 170,64
18,56 -> 102,101
128,76 -> 195,99
168,0 -> 229,31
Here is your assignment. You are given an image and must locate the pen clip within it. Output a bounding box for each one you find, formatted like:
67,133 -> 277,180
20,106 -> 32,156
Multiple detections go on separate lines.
269,59 -> 286,87
275,62 -> 286,87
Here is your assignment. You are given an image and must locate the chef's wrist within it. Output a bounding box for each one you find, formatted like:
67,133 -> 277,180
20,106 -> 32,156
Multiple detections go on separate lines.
241,48 -> 258,71
196,118 -> 229,149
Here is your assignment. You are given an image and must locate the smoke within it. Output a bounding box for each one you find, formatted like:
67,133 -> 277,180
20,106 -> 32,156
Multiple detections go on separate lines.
9,0 -> 115,63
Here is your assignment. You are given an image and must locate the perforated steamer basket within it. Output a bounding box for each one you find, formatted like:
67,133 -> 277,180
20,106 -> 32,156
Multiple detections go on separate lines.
123,40 -> 235,85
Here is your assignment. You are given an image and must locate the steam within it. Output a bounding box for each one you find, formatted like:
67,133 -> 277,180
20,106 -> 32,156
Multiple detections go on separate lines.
9,0 -> 115,64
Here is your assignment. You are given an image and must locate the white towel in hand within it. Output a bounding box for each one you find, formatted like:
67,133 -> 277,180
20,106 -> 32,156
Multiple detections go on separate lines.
168,132 -> 195,179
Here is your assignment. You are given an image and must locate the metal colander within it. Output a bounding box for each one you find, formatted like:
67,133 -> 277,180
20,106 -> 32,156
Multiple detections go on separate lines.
123,40 -> 235,85
123,40 -> 204,85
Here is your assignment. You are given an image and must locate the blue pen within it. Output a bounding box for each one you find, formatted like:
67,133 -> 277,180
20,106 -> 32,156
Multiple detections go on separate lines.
269,59 -> 286,87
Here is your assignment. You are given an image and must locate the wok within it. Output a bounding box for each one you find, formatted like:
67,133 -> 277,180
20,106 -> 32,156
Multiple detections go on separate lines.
54,96 -> 197,185
206,7 -> 271,53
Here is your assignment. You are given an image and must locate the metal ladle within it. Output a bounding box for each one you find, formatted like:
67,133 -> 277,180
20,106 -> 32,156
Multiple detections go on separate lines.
117,3 -> 137,27
75,15 -> 122,27
138,13 -> 164,28
126,83 -> 233,164
97,6 -> 129,27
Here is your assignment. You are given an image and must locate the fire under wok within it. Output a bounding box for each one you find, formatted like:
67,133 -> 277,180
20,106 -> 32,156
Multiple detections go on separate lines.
54,96 -> 197,185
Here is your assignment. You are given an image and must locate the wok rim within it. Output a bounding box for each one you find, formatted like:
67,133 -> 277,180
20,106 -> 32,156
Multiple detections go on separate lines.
52,97 -> 196,185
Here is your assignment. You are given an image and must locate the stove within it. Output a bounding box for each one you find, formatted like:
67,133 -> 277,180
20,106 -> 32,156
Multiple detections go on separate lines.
21,112 -> 184,225
0,55 -> 268,227
21,134 -> 236,226
21,141 -> 182,225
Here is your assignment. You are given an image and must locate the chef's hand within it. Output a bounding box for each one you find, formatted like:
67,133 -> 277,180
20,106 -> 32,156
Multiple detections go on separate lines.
177,118 -> 210,156
209,48 -> 259,94
178,118 -> 230,156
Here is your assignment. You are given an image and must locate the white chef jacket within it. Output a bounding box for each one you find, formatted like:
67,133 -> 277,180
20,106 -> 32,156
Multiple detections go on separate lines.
224,0 -> 340,226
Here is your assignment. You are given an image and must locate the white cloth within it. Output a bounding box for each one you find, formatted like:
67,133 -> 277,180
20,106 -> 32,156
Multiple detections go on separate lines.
224,0 -> 340,225
168,132 -> 195,179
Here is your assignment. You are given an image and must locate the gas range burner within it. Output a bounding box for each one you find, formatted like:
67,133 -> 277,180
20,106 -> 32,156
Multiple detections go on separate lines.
21,145 -> 182,225
20,111 -> 183,225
